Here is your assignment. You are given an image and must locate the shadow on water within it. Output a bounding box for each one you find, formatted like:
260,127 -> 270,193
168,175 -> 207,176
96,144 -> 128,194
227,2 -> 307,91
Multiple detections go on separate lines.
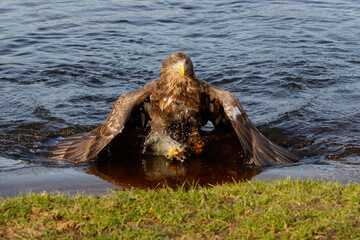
85,128 -> 262,189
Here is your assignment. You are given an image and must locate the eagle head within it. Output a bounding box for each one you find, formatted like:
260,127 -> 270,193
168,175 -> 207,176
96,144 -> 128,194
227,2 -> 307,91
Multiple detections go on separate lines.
161,52 -> 196,80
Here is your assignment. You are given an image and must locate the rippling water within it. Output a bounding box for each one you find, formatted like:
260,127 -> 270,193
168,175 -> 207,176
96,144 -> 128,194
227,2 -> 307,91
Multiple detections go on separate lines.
1,0 -> 359,195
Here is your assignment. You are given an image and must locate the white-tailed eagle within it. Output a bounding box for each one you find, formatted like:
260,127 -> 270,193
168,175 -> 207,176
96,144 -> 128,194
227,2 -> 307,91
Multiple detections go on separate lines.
48,52 -> 300,166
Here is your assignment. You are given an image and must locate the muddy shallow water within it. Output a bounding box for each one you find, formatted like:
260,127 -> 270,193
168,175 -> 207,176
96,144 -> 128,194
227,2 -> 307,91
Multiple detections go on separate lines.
1,0 -> 360,196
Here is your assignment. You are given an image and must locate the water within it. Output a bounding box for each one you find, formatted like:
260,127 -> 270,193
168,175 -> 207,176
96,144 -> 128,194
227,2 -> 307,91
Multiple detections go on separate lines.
1,0 -> 359,196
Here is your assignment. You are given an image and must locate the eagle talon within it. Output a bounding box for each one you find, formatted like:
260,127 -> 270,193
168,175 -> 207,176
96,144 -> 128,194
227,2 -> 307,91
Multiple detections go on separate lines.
167,146 -> 185,161
188,135 -> 204,155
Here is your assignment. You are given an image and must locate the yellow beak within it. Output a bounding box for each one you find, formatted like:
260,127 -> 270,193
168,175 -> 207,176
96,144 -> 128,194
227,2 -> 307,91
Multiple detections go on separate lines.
175,62 -> 185,78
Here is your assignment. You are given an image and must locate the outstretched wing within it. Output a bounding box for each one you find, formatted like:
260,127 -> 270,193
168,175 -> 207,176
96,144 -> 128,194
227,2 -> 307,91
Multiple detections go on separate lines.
207,86 -> 300,166
48,81 -> 156,163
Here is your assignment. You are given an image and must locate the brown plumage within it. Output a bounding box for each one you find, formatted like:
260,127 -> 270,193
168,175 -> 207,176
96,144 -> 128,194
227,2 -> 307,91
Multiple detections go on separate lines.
48,52 -> 300,166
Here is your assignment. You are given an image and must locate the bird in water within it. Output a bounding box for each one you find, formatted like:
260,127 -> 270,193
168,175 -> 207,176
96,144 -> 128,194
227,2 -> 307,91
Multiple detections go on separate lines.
48,52 -> 300,166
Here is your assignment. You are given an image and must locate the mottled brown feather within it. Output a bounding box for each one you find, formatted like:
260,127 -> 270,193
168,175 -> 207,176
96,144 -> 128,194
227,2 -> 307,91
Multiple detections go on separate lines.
206,85 -> 300,166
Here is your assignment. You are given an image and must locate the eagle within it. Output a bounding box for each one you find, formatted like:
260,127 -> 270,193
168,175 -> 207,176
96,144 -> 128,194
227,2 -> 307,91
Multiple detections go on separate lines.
48,52 -> 300,166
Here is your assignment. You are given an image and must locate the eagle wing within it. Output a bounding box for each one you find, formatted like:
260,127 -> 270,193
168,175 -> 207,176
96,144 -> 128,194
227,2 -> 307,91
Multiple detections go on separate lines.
48,81 -> 156,163
207,85 -> 300,166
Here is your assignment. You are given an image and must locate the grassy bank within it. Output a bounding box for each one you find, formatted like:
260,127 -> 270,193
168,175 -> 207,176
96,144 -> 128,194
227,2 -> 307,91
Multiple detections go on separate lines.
1,178 -> 359,239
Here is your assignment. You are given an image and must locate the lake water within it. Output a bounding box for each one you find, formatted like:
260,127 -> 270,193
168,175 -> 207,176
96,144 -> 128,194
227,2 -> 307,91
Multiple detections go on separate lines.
1,0 -> 359,196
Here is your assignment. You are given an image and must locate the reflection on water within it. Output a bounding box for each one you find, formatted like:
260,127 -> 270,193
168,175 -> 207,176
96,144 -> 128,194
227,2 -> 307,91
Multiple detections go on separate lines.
86,128 -> 261,188
87,157 -> 261,189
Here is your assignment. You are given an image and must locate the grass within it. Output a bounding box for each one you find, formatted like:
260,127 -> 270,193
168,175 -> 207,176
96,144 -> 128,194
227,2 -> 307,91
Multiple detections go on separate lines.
1,178 -> 360,239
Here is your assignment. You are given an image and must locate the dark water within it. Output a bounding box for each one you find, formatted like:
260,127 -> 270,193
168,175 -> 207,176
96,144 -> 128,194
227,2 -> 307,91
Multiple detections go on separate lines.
1,0 -> 359,196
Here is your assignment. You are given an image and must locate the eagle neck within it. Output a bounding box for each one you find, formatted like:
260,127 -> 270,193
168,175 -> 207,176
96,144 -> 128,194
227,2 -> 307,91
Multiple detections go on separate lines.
159,71 -> 198,92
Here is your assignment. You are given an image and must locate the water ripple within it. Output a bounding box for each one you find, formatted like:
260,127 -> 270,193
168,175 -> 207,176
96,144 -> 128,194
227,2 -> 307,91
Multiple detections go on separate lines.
1,0 -> 360,192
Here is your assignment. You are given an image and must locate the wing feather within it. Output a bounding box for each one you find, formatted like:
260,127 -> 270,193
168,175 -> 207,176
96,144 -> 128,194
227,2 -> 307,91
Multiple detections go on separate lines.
48,81 -> 156,163
207,85 -> 300,166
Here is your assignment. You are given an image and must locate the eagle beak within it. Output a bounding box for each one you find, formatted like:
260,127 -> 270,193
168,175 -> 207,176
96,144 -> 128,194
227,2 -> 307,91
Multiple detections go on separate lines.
174,62 -> 185,78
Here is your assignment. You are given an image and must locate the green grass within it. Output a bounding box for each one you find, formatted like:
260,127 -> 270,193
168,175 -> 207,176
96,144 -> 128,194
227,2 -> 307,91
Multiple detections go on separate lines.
1,178 -> 360,239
